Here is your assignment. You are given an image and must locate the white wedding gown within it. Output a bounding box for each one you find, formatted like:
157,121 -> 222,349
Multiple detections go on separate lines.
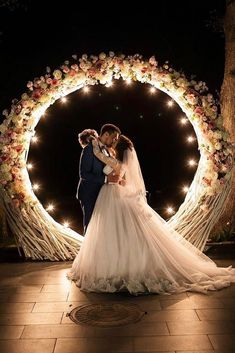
68,148 -> 235,295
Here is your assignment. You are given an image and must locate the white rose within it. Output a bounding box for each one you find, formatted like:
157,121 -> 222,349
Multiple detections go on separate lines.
215,142 -> 222,150
0,124 -> 7,134
99,52 -> 106,60
53,70 -> 62,79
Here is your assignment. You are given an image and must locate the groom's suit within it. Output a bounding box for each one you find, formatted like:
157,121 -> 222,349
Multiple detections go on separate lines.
76,141 -> 107,232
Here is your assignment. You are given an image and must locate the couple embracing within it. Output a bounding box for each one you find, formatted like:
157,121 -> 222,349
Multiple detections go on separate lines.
68,124 -> 235,295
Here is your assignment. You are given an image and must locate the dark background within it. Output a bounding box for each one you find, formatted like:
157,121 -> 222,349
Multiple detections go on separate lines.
0,0 -> 226,234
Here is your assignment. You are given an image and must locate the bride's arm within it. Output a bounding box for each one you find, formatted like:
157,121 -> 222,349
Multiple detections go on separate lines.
92,139 -> 121,172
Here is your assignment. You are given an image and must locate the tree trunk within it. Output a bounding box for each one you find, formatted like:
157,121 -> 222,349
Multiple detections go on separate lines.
211,0 -> 235,238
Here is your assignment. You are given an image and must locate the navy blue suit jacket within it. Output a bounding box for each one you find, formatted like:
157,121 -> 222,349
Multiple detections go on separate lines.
76,142 -> 105,206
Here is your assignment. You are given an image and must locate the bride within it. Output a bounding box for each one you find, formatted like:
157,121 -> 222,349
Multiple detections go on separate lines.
68,134 -> 235,295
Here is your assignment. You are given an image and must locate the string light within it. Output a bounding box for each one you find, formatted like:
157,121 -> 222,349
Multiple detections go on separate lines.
188,159 -> 197,167
27,83 -> 198,227
63,221 -> 70,228
31,136 -> 38,143
61,97 -> 67,103
149,87 -> 157,94
83,86 -> 90,93
27,163 -> 33,170
187,136 -> 195,143
32,183 -> 40,191
167,100 -> 174,107
125,78 -> 132,85
46,204 -> 55,212
180,117 -> 188,125
166,206 -> 175,215
182,185 -> 189,193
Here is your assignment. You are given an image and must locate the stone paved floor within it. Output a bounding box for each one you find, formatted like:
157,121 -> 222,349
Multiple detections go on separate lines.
0,250 -> 235,353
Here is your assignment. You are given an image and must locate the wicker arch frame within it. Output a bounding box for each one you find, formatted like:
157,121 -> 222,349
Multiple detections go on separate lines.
0,53 -> 233,260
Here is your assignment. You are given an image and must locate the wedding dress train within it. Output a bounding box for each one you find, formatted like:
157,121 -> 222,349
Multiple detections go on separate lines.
68,147 -> 235,295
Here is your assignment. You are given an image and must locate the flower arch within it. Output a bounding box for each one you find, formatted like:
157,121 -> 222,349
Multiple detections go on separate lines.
0,52 -> 233,260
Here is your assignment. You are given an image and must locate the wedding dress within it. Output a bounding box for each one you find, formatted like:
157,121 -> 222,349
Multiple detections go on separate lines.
68,143 -> 235,295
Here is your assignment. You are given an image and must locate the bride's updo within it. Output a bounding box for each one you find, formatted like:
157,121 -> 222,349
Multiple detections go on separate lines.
78,129 -> 98,148
115,135 -> 133,162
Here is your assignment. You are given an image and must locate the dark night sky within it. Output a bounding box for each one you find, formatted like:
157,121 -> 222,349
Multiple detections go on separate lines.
0,0 -> 226,233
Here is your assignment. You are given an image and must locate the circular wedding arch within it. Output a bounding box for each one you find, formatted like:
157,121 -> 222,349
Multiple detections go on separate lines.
0,52 -> 233,260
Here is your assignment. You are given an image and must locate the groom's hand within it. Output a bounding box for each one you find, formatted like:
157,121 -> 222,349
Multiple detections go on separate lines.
107,172 -> 120,183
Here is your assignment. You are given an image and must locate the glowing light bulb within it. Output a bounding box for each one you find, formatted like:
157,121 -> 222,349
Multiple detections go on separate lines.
167,100 -> 174,107
182,186 -> 189,193
31,136 -> 38,143
83,87 -> 89,93
188,159 -> 197,167
180,117 -> 188,125
63,221 -> 70,228
33,183 -> 40,191
150,87 -> 157,94
27,163 -> 33,170
166,206 -> 175,214
187,136 -> 194,143
125,78 -> 132,85
46,204 -> 55,212
61,97 -> 67,103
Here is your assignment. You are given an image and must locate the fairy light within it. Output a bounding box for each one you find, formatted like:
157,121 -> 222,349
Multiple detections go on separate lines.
166,206 -> 175,215
149,87 -> 157,94
180,117 -> 188,125
27,163 -> 33,170
83,86 -> 90,93
188,159 -> 197,167
125,78 -> 132,85
63,221 -> 70,228
46,204 -> 55,212
33,183 -> 40,191
26,76 -> 198,227
187,136 -> 195,143
31,136 -> 38,143
182,185 -> 189,193
167,100 -> 174,107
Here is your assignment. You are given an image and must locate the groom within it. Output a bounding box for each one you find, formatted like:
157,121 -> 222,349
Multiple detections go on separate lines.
76,123 -> 121,233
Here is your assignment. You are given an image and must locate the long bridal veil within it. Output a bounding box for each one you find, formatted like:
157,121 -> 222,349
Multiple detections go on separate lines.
122,147 -> 224,266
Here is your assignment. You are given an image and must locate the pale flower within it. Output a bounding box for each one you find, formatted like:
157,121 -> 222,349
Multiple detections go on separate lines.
53,70 -> 62,80
149,56 -> 158,66
99,52 -> 106,60
213,131 -> 222,140
0,164 -> 11,173
0,124 -> 7,134
21,93 -> 29,100
9,150 -> 18,159
0,171 -> 12,181
186,93 -> 198,105
215,142 -> 222,150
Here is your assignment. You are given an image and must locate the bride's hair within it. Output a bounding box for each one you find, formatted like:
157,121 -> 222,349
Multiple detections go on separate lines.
115,135 -> 133,161
78,129 -> 98,148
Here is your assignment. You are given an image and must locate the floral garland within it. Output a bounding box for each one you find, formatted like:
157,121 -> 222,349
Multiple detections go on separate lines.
0,52 -> 233,210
